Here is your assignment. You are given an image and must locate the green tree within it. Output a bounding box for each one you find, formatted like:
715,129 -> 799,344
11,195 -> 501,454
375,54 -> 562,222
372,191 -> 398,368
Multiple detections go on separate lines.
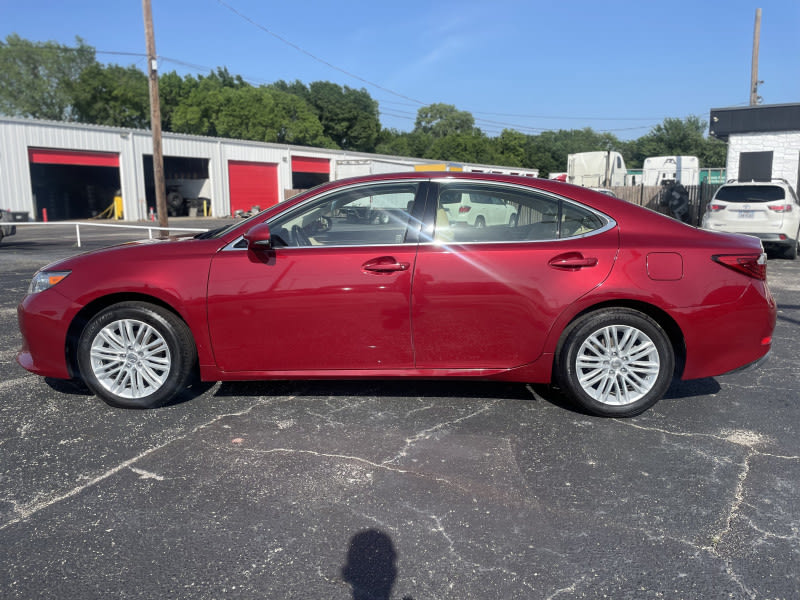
414,103 -> 475,138
171,81 -> 335,147
306,82 -> 380,151
424,131 -> 495,164
627,116 -> 710,167
698,137 -> 727,168
522,128 -> 622,177
73,63 -> 149,128
494,129 -> 527,167
159,70 -> 198,132
0,34 -> 96,120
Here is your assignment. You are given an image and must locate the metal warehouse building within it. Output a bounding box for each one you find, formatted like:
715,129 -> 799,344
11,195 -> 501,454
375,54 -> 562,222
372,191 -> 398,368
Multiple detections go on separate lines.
0,117 -> 538,222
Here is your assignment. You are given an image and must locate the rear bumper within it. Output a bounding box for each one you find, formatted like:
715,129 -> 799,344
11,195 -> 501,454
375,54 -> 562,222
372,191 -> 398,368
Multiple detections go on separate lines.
703,225 -> 794,246
741,232 -> 795,246
720,348 -> 771,376
676,282 -> 776,380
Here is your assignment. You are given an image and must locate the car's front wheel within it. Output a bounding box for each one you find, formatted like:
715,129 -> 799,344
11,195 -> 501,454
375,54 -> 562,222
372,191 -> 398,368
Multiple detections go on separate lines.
77,301 -> 197,409
555,308 -> 675,417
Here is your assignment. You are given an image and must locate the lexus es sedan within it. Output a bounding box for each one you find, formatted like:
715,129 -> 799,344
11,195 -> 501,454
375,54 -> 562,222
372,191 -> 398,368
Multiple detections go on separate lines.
17,173 -> 777,417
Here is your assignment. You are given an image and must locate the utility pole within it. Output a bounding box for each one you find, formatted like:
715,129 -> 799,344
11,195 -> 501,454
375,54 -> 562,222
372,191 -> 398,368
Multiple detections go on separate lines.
143,0 -> 168,234
750,8 -> 762,106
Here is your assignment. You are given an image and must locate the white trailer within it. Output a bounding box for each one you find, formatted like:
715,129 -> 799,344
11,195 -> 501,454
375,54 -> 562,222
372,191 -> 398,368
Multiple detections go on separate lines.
333,159 -> 416,180
567,151 -> 627,187
642,156 -> 699,186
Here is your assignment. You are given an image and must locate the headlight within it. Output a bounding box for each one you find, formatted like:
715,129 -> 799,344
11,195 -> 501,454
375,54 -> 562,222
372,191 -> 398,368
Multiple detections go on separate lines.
28,271 -> 71,294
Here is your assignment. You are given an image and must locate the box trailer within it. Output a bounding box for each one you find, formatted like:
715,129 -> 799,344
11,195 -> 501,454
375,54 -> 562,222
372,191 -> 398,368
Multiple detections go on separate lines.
567,151 -> 627,187
642,156 -> 699,186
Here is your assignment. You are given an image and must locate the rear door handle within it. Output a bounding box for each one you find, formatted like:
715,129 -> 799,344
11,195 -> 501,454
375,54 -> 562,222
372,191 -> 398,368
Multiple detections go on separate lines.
362,257 -> 410,273
548,253 -> 598,270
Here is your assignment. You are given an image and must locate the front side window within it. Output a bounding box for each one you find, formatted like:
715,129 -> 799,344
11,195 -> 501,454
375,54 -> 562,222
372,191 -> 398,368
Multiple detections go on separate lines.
269,182 -> 418,247
433,182 -> 607,243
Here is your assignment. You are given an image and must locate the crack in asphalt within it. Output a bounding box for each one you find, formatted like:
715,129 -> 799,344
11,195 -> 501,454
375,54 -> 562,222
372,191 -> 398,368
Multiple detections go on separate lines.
0,395 -> 296,531
382,401 -> 500,466
617,419 -> 800,599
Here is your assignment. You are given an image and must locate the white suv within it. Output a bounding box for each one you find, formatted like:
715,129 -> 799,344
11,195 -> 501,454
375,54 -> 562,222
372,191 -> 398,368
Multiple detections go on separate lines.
440,191 -> 517,228
702,180 -> 800,259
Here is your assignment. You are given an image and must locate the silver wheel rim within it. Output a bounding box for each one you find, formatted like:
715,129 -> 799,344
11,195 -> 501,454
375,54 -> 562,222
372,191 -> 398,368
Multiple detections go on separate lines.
89,318 -> 171,399
575,324 -> 660,406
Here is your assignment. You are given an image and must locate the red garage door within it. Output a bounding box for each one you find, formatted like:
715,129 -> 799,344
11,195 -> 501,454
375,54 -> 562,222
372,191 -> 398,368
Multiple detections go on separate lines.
29,147 -> 120,167
228,160 -> 279,214
291,156 -> 329,174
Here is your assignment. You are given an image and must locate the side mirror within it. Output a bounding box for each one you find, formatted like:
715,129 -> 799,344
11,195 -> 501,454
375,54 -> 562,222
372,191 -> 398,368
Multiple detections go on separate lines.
243,223 -> 273,250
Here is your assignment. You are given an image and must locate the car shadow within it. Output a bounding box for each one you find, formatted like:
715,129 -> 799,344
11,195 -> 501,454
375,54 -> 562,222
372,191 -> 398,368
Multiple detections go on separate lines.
44,374 -> 723,415
44,377 -> 92,396
214,376 -> 723,417
43,376 -> 218,409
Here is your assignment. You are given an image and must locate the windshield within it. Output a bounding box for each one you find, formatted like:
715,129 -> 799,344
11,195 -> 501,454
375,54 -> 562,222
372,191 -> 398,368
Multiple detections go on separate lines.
715,185 -> 785,203
195,182 -> 336,240
193,210 -> 265,239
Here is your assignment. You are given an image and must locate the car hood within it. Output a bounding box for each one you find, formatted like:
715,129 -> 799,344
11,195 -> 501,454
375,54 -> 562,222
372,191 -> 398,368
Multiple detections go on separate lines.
38,234 -> 209,272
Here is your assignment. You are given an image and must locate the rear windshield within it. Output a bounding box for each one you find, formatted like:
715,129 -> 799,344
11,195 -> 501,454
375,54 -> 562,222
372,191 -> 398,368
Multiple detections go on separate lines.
715,185 -> 785,203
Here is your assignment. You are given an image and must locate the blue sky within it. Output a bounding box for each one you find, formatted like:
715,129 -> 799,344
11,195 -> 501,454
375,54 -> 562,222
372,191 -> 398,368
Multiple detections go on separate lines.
2,0 -> 798,139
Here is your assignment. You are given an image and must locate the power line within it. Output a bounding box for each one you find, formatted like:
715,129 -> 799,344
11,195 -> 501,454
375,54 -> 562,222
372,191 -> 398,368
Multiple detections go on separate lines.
213,0 -> 427,106
3,39 -> 680,135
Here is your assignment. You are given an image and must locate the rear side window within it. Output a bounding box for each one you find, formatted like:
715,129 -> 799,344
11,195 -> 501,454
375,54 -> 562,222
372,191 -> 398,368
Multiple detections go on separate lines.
433,182 -> 608,243
715,185 -> 785,203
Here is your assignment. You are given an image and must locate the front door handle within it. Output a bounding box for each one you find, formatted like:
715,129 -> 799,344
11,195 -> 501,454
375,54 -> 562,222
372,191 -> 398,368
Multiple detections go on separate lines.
548,253 -> 598,270
362,256 -> 410,273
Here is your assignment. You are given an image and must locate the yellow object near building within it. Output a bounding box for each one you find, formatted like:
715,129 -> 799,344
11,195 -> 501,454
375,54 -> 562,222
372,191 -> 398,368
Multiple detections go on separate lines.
414,163 -> 463,172
113,195 -> 123,220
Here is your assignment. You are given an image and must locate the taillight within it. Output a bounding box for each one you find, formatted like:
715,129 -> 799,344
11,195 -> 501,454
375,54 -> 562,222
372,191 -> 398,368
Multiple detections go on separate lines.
767,204 -> 793,213
458,206 -> 471,214
712,253 -> 767,280
707,204 -> 726,212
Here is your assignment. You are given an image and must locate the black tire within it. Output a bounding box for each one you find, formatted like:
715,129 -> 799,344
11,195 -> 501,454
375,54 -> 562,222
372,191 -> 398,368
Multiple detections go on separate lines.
76,302 -> 197,409
474,216 -> 486,228
784,236 -> 798,260
555,308 -> 674,417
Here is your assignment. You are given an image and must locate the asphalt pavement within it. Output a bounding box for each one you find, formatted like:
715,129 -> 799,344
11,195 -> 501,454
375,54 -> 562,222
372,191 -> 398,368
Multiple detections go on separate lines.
1,221 -> 798,599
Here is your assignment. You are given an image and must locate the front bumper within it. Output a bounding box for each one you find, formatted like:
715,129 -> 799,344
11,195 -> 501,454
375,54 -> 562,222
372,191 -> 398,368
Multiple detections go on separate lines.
17,290 -> 81,380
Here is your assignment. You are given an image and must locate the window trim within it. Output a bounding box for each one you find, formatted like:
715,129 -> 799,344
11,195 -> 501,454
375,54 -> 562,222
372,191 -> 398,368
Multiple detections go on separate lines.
425,179 -> 616,246
224,179 -> 429,251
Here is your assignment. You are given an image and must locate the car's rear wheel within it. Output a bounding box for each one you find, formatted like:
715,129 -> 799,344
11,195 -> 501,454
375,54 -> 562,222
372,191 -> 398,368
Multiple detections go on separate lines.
474,216 -> 486,228
556,308 -> 674,417
77,302 -> 196,409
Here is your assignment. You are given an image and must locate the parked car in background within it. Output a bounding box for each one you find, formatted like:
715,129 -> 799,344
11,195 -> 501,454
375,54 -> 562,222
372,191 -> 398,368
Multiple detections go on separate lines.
589,188 -> 618,198
17,173 -> 776,417
439,189 -> 518,227
702,179 -> 800,259
1,209 -> 16,244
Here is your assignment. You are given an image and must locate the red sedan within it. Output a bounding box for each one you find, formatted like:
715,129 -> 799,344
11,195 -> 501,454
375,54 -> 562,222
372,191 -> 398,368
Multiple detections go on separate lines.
17,173 -> 776,417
